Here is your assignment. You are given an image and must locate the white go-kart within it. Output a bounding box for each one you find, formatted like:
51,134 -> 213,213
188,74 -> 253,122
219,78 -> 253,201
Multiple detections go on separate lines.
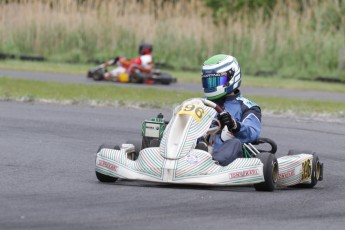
95,98 -> 323,191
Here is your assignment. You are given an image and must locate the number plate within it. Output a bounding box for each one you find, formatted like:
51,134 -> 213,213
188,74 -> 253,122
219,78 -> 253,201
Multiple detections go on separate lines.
177,104 -> 205,122
301,158 -> 312,181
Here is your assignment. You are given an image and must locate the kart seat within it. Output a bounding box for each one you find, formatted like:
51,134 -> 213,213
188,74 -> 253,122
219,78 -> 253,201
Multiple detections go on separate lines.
250,137 -> 277,154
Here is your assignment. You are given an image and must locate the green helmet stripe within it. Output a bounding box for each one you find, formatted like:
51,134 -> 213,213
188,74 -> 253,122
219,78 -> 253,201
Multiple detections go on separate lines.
203,54 -> 228,65
207,92 -> 227,100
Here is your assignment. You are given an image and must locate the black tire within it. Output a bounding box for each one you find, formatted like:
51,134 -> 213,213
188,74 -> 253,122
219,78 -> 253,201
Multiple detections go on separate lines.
96,171 -> 118,183
87,71 -> 93,78
156,73 -> 172,85
287,149 -> 321,188
254,152 -> 278,191
130,72 -> 146,83
92,69 -> 105,81
96,144 -> 119,182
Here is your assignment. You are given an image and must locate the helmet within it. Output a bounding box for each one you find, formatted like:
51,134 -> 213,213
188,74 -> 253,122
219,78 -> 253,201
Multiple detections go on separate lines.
139,42 -> 153,55
201,54 -> 241,100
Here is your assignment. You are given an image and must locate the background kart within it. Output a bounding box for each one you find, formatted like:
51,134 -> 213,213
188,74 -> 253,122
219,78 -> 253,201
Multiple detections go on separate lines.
87,59 -> 177,85
95,98 -> 323,191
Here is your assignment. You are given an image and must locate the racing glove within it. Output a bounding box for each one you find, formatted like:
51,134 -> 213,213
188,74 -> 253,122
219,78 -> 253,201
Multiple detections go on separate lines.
219,112 -> 240,133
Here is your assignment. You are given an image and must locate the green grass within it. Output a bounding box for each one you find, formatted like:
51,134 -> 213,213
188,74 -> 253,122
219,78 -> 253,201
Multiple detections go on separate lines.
1,60 -> 345,93
1,0 -> 343,119
1,1 -> 344,81
1,77 -> 344,117
0,77 -> 201,108
248,95 -> 345,117
0,60 -> 91,75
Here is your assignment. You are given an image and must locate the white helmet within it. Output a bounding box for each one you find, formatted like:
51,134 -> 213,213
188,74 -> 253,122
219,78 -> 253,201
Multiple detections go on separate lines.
201,54 -> 241,100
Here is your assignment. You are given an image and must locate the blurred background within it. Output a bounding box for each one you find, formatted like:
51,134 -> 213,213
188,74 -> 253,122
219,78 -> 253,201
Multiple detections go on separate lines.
0,0 -> 344,81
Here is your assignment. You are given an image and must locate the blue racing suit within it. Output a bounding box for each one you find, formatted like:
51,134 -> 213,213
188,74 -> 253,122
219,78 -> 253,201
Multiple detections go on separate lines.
210,90 -> 262,166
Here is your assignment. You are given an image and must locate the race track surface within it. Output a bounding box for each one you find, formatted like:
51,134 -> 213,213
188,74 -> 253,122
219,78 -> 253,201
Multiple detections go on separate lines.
1,69 -> 345,101
1,101 -> 345,230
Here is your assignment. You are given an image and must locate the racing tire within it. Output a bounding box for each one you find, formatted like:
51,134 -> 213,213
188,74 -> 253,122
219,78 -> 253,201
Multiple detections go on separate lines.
156,73 -> 172,85
254,152 -> 278,191
92,69 -> 105,81
96,171 -> 118,183
87,71 -> 93,78
130,72 -> 145,84
287,149 -> 322,188
96,144 -> 119,182
96,144 -> 120,183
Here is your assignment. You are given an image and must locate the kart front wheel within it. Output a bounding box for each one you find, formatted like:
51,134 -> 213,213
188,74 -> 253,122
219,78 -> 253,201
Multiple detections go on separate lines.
96,144 -> 119,182
96,171 -> 118,183
254,152 -> 278,191
92,69 -> 105,81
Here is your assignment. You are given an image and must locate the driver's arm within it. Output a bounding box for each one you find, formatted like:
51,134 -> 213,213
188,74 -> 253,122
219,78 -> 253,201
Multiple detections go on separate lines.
234,106 -> 262,143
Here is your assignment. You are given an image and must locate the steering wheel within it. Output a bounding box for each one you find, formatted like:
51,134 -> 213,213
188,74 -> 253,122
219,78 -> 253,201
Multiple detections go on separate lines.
201,99 -> 225,135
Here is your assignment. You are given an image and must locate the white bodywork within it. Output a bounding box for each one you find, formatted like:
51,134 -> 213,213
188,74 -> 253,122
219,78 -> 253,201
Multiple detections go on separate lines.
95,98 -> 315,187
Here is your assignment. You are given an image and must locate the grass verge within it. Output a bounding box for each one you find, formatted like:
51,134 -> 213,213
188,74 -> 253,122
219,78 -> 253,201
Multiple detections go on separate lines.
1,77 -> 344,118
0,77 -> 201,108
1,60 -> 345,93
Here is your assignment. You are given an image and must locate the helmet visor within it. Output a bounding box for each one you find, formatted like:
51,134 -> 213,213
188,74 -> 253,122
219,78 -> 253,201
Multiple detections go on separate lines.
202,75 -> 228,89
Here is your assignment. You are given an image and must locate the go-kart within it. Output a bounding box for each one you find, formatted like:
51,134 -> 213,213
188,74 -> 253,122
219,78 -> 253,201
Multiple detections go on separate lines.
95,98 -> 324,191
87,59 -> 177,85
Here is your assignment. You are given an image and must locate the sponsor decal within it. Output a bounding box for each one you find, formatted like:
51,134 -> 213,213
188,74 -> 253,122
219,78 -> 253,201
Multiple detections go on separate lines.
229,169 -> 259,179
146,125 -> 160,130
186,153 -> 199,165
202,73 -> 227,78
279,169 -> 295,179
98,160 -> 118,171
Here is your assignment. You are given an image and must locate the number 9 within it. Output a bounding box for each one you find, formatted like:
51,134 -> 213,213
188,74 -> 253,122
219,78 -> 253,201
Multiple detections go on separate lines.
195,107 -> 205,119
184,104 -> 195,111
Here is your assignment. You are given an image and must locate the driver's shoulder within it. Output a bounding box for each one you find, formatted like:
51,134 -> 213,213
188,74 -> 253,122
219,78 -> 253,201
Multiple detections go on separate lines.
236,96 -> 259,109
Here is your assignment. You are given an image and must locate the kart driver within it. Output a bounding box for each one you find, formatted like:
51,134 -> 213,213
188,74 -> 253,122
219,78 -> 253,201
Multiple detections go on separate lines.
104,42 -> 153,82
198,54 -> 262,166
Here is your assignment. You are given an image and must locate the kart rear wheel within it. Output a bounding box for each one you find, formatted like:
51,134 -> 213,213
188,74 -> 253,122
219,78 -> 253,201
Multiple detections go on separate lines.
157,73 -> 172,85
287,149 -> 322,188
130,72 -> 145,83
254,152 -> 278,191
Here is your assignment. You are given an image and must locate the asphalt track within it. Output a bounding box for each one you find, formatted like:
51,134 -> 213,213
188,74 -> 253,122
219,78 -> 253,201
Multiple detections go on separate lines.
1,101 -> 345,230
1,70 -> 345,229
1,69 -> 345,102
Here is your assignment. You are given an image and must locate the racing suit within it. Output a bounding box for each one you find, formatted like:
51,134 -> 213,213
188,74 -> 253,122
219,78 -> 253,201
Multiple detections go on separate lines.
210,89 -> 262,166
110,54 -> 153,77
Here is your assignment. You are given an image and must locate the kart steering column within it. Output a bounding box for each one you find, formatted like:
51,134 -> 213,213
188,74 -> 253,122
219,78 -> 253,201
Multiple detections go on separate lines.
202,99 -> 223,113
